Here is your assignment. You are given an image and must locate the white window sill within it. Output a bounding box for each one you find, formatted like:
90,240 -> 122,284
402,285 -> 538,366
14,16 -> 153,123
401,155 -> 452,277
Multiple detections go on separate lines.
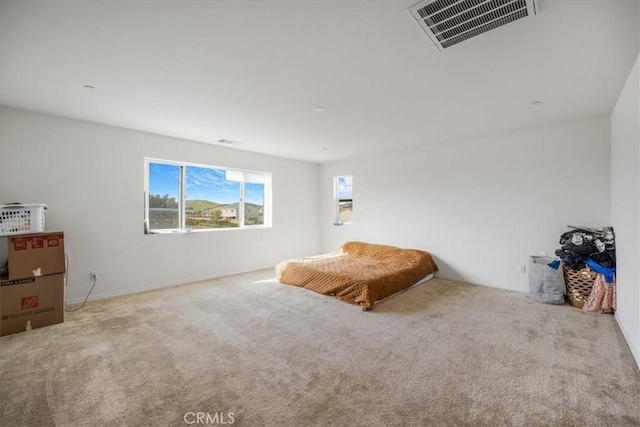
147,225 -> 271,234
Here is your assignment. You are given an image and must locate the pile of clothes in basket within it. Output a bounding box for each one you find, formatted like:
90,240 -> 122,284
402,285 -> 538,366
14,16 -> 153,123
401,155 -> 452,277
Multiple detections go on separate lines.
555,226 -> 616,313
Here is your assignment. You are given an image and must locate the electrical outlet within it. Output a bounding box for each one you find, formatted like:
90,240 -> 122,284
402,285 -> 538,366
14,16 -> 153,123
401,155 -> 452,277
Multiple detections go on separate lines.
90,271 -> 98,281
519,265 -> 527,274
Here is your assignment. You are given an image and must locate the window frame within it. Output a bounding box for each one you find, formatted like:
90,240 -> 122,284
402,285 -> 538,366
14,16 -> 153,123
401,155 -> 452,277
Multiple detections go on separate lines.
144,158 -> 271,233
334,175 -> 353,226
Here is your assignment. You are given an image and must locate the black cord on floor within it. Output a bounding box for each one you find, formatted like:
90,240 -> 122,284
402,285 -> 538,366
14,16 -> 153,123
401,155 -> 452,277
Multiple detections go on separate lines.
64,253 -> 97,312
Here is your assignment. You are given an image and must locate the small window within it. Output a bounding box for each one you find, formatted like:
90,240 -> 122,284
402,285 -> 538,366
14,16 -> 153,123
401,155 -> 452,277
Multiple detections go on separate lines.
334,175 -> 352,225
145,159 -> 271,233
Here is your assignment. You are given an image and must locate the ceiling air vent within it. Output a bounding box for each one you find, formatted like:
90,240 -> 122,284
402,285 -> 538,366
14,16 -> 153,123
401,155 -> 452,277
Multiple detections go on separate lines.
409,0 -> 537,51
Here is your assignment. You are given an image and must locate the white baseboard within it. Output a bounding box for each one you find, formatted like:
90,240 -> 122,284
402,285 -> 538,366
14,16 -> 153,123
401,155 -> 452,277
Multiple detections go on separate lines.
615,312 -> 640,370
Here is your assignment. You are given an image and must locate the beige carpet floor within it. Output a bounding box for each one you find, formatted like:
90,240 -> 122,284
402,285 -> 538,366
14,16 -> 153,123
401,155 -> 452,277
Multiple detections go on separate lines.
1,269 -> 639,426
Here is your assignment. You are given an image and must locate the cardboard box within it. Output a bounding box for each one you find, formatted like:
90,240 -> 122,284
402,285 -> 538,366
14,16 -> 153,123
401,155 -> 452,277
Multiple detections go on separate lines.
0,273 -> 64,336
7,232 -> 65,279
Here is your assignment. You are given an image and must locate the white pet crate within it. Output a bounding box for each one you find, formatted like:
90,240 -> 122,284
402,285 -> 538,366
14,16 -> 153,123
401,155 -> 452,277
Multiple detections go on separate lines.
0,204 -> 47,236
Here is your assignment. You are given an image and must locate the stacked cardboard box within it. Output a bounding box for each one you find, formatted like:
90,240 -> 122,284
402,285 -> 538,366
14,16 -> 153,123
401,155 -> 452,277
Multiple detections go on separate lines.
0,232 -> 65,336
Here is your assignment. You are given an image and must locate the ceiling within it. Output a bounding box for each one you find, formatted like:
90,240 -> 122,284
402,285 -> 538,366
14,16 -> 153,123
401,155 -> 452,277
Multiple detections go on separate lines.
1,1 -> 638,164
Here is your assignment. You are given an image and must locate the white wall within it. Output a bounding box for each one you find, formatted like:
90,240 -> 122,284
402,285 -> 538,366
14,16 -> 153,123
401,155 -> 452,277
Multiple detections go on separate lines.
0,107 -> 320,301
611,53 -> 640,368
319,117 -> 611,292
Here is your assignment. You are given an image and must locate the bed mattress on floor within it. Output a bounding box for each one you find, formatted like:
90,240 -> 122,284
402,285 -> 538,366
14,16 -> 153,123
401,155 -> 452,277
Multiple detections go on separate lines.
275,241 -> 438,310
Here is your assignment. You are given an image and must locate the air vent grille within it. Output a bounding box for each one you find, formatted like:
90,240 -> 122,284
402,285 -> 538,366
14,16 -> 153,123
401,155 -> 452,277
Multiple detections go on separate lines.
409,0 -> 536,51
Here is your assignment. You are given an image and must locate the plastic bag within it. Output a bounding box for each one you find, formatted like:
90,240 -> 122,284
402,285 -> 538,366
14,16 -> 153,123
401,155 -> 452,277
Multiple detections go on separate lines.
528,255 -> 565,304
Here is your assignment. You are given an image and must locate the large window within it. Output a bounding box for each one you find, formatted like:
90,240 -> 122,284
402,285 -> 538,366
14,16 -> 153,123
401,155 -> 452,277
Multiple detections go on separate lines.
334,175 -> 352,225
145,159 -> 270,232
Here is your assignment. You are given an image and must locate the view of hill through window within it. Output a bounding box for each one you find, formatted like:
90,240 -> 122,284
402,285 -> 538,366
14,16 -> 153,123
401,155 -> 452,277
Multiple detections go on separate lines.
148,162 -> 265,230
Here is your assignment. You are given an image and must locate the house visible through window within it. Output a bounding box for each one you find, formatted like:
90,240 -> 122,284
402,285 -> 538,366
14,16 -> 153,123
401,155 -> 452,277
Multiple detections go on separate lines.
145,159 -> 270,232
335,175 -> 352,225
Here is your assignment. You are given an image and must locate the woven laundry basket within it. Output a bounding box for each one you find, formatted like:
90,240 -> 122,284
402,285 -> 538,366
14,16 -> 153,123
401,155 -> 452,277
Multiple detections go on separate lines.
562,264 -> 597,308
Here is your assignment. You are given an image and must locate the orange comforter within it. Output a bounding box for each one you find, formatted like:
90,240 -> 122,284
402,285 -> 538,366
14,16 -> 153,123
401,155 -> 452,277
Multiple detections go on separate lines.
275,241 -> 438,310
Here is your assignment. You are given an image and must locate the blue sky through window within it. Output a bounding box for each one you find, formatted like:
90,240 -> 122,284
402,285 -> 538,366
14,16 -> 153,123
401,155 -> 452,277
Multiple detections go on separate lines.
149,163 -> 264,205
186,166 -> 239,205
245,182 -> 264,205
337,176 -> 352,199
149,163 -> 180,199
